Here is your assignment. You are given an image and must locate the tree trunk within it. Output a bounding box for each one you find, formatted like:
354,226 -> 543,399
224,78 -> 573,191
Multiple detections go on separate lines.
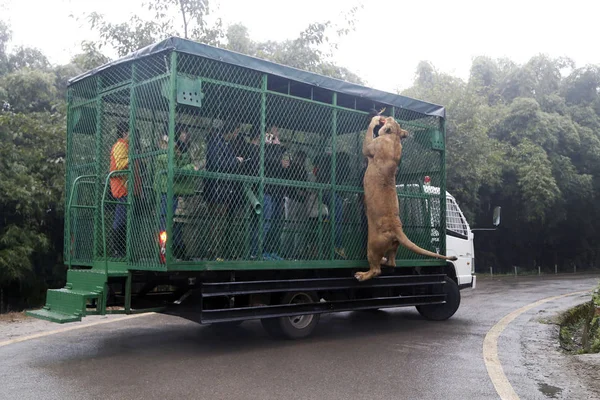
179,0 -> 189,39
0,286 -> 4,314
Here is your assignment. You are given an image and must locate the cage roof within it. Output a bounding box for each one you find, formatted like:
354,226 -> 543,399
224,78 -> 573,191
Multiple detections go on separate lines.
69,37 -> 445,119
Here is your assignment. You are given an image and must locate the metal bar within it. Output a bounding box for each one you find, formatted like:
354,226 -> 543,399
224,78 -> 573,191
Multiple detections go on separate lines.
126,63 -> 138,264
66,175 -> 97,269
200,294 -> 446,323
439,118 -> 448,256
70,205 -> 97,210
131,73 -> 170,88
166,51 -> 178,265
169,258 -> 447,271
93,75 -> 103,261
201,275 -> 446,297
99,80 -> 132,96
259,74 -> 267,258
70,97 -> 98,109
125,271 -> 132,313
330,92 -> 337,260
64,85 -> 76,268
200,76 -> 262,93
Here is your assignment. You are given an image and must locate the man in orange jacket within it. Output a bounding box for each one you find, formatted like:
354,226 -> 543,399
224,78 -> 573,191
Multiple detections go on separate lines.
110,121 -> 129,257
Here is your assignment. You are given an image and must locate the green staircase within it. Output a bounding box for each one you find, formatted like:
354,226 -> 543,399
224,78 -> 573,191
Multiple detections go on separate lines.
26,269 -> 108,323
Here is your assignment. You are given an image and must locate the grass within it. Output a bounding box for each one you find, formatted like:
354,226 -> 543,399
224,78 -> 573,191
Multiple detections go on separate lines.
0,311 -> 29,323
558,287 -> 600,354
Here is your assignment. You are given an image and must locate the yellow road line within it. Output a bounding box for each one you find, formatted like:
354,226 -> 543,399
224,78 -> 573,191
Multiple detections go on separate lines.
483,289 -> 591,400
0,312 -> 156,348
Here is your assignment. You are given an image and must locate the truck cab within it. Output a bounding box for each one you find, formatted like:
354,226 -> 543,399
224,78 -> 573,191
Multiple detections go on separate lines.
396,179 -> 476,290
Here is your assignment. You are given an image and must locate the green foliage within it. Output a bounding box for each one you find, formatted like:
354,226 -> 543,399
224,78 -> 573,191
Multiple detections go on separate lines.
0,21 -> 10,75
559,285 -> 600,354
0,21 -> 66,311
7,46 -> 51,72
224,19 -> 364,84
0,69 -> 58,113
71,41 -> 110,71
85,0 -> 224,57
83,0 -> 363,84
0,110 -> 66,310
404,54 -> 600,272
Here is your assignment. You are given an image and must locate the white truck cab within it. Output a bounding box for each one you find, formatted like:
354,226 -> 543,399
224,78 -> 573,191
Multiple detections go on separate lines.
396,180 -> 499,291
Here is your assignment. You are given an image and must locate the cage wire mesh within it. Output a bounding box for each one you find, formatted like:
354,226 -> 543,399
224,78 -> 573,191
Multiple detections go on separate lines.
65,48 -> 447,269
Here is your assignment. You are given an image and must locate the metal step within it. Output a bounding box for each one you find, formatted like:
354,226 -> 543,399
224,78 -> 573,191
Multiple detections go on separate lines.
26,269 -> 107,324
26,308 -> 82,324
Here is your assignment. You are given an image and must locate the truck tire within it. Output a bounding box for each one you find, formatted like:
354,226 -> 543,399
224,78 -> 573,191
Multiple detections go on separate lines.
261,291 -> 320,340
416,277 -> 460,321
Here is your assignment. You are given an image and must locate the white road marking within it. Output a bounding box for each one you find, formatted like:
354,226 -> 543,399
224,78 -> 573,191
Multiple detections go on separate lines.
483,289 -> 591,400
0,312 -> 156,348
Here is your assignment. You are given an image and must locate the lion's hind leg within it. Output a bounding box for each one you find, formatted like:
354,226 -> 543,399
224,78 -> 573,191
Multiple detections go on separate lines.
355,234 -> 390,282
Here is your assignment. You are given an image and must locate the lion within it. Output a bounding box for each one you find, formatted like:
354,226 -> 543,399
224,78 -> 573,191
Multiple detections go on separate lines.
356,114 -> 457,282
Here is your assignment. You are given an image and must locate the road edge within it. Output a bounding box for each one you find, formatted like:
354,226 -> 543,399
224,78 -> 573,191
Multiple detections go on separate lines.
482,289 -> 592,400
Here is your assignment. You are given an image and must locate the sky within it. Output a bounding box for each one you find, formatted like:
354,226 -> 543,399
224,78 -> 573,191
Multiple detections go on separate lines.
2,0 -> 599,93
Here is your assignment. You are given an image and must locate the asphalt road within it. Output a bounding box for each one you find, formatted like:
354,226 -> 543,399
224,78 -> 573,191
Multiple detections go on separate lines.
1,274 -> 599,400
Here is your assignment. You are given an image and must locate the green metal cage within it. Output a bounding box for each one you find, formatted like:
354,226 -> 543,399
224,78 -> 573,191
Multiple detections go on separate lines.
65,37 -> 448,274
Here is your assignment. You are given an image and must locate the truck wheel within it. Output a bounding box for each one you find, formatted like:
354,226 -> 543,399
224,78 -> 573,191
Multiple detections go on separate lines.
416,277 -> 460,321
261,291 -> 320,340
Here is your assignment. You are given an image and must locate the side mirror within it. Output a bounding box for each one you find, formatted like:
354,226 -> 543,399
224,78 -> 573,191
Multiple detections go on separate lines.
493,206 -> 501,227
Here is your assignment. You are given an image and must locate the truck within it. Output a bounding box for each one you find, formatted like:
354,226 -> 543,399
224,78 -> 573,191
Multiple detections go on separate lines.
27,37 -> 498,339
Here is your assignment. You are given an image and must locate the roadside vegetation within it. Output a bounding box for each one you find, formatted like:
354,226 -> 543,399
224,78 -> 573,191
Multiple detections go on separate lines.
559,283 -> 600,354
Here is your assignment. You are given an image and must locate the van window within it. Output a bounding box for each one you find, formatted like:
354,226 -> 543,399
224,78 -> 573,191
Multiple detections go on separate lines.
447,198 -> 468,236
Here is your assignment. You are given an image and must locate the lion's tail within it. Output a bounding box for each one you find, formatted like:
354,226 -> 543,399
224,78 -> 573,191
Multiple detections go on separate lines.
395,230 -> 457,261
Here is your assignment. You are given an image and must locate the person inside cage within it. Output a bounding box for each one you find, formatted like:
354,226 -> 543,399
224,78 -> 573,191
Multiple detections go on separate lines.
312,152 -> 348,259
110,121 -> 130,258
282,149 -> 309,259
204,119 -> 245,260
244,125 -> 289,261
154,123 -> 198,260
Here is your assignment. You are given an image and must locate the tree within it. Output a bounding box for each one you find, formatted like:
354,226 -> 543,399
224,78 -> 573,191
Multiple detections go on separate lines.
0,20 -> 66,312
71,41 -> 111,71
0,21 -> 10,75
0,69 -> 58,113
7,46 -> 51,72
84,1 -> 364,83
0,110 -> 66,311
224,12 -> 365,84
85,0 -> 224,57
404,54 -> 600,272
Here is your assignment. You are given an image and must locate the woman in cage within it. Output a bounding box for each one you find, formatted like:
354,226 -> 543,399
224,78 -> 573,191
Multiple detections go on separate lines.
154,123 -> 198,260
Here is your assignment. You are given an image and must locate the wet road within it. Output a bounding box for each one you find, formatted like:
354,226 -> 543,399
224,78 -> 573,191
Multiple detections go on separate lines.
1,274 -> 598,400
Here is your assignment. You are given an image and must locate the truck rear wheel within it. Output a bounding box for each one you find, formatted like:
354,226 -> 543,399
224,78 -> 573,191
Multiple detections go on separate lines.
416,277 -> 460,321
261,291 -> 320,340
